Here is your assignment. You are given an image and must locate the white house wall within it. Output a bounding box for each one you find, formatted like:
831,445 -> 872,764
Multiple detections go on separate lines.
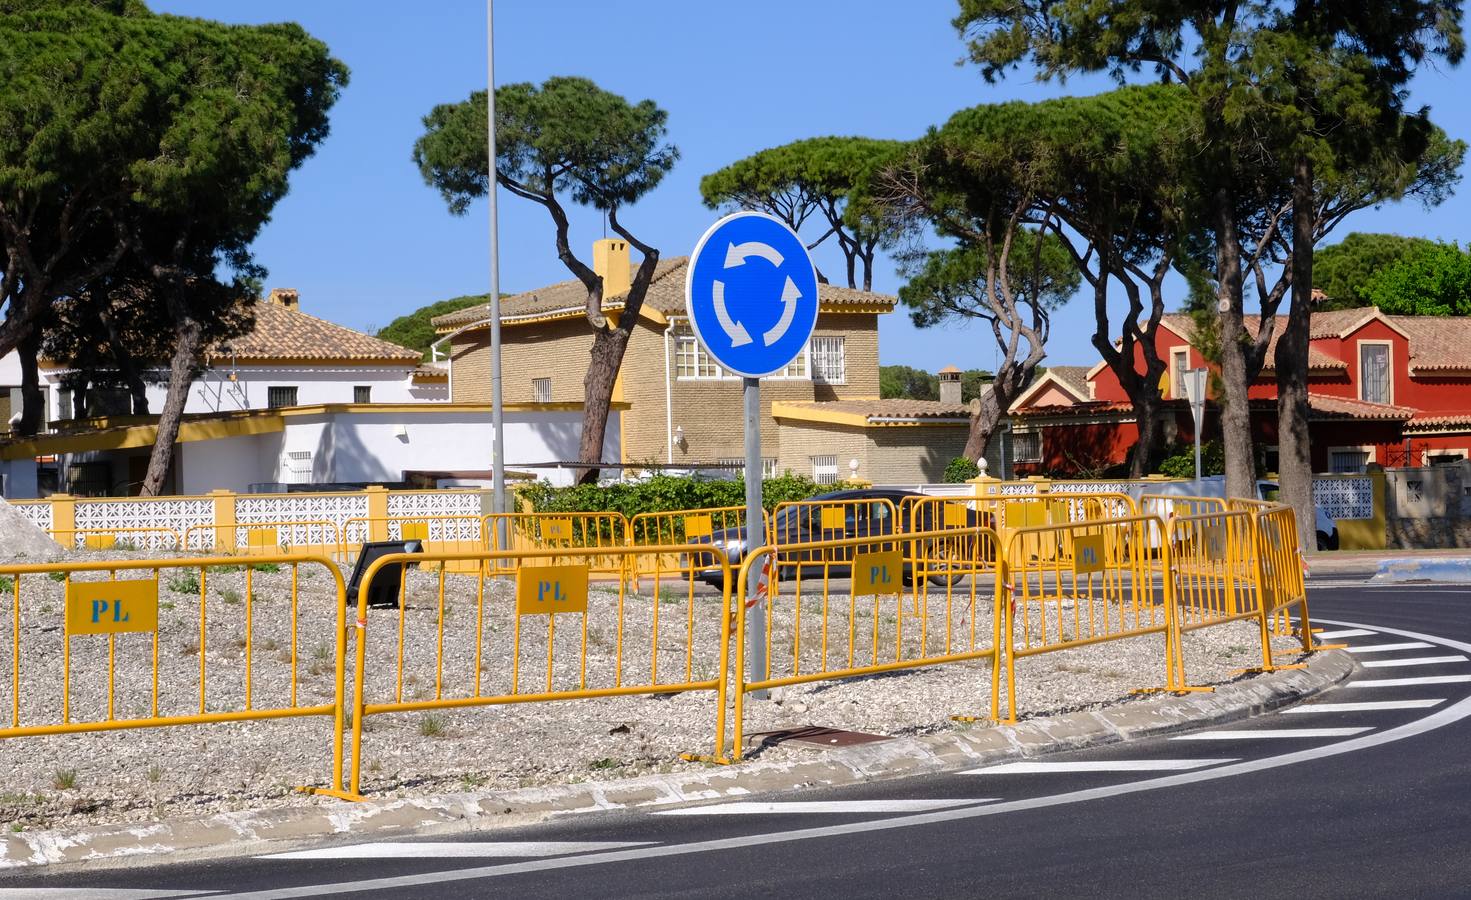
178,433 -> 279,495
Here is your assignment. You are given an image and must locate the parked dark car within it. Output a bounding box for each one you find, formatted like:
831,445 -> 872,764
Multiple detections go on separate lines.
684,489 -> 983,590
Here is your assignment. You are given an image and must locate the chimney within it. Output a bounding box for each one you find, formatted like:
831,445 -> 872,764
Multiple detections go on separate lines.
938,364 -> 962,405
593,239 -> 631,298
268,288 -> 300,310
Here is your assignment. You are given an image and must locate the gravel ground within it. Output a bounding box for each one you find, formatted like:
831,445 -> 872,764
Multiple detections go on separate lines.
0,552 -> 1304,833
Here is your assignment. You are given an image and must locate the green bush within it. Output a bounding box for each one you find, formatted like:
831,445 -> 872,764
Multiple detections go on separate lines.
942,457 -> 980,483
1155,440 -> 1225,478
517,473 -> 862,517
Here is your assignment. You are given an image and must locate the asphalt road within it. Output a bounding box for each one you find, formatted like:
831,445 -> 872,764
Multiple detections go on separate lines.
6,577 -> 1471,899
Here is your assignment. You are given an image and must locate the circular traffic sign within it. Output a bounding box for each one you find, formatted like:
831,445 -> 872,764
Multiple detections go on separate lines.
685,211 -> 820,378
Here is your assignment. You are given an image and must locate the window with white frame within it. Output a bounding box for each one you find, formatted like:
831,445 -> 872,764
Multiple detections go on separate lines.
267,386 -> 298,409
1359,342 -> 1390,404
1171,348 -> 1190,400
674,329 -> 728,379
811,454 -> 838,484
353,385 -> 372,404
810,336 -> 846,384
1330,449 -> 1371,474
770,347 -> 806,379
532,378 -> 551,403
1011,431 -> 1042,463
283,450 -> 313,484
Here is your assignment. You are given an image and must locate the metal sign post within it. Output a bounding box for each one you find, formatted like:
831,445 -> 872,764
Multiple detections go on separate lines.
1184,367 -> 1208,483
685,212 -> 819,701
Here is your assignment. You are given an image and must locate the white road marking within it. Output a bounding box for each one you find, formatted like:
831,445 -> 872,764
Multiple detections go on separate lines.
652,799 -> 990,816
197,617 -> 1471,899
260,841 -> 649,860
1285,699 -> 1445,713
0,892 -> 216,899
1343,642 -> 1433,654
1347,675 -> 1471,688
1360,655 -> 1467,668
1314,628 -> 1374,639
1170,728 -> 1371,740
963,759 -> 1235,774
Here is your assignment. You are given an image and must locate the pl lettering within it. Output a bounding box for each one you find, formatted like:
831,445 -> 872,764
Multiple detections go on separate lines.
90,599 -> 130,624
537,581 -> 566,604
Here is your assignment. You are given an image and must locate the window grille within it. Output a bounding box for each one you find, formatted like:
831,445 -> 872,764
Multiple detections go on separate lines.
532,378 -> 551,403
812,454 -> 838,484
268,386 -> 298,409
810,336 -> 846,384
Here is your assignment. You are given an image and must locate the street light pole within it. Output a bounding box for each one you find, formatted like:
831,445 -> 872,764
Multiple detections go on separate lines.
486,0 -> 506,535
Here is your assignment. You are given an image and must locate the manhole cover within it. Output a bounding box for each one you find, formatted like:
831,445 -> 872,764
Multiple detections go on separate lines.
744,726 -> 893,751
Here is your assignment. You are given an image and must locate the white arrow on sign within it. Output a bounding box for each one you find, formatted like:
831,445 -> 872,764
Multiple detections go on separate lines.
763,276 -> 802,346
724,241 -> 784,268
711,280 -> 752,347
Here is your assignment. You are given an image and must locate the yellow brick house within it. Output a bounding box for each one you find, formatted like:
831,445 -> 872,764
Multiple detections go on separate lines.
432,240 -> 974,484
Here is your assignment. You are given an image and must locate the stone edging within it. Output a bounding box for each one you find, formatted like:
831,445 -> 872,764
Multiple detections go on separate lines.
0,650 -> 1354,871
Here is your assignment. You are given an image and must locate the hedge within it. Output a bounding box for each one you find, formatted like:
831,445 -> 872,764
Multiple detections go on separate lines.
516,474 -> 864,518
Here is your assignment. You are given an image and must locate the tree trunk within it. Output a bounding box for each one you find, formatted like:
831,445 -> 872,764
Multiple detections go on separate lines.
576,326 -> 632,484
1126,392 -> 1162,479
17,330 -> 43,436
1278,154 -> 1316,552
962,386 -> 1003,463
1214,192 -> 1257,498
141,316 -> 203,496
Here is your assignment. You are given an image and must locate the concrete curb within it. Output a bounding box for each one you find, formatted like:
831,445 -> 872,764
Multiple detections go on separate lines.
0,650 -> 1354,871
1370,557 -> 1471,584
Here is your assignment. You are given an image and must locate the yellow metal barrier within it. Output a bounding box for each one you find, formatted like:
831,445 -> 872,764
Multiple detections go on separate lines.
1141,493 -> 1228,521
337,543 -> 733,799
1165,510 -> 1273,683
1000,514 -> 1175,721
768,497 -> 901,570
183,520 -> 344,557
340,515 -> 485,572
482,512 -> 629,580
629,506 -> 761,585
0,553 -> 348,793
1253,504 -> 1320,647
728,527 -> 1002,759
52,527 -> 184,552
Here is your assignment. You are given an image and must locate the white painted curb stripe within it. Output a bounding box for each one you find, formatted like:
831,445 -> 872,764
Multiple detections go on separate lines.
962,759 -> 1235,774
1344,642 -> 1433,654
652,799 -> 990,816
1360,655 -> 1467,668
260,841 -> 651,860
1170,728 -> 1371,740
1285,699 -> 1445,713
1314,628 -> 1374,639
1347,675 -> 1471,687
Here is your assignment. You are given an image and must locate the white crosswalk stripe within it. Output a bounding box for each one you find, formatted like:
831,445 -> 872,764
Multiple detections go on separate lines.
1344,642 -> 1433,654
653,799 -> 991,816
260,841 -> 651,860
1286,699 -> 1445,713
964,759 -> 1235,774
1348,674 -> 1471,687
1360,655 -> 1467,668
0,893 -> 217,899
1314,628 -> 1375,639
1171,728 -> 1371,740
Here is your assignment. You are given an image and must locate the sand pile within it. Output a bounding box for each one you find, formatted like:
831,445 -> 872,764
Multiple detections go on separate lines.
0,498 -> 63,560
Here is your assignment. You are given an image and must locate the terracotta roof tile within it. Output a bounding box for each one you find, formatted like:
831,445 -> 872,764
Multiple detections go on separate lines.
1407,410 -> 1471,430
1044,365 -> 1091,398
1160,313 -> 1347,370
1303,395 -> 1414,421
211,300 -> 421,364
432,256 -> 896,330
779,399 -> 972,420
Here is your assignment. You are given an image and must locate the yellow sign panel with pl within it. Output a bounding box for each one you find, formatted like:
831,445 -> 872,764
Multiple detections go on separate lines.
65,579 -> 159,635
83,534 -> 116,550
1072,535 -> 1106,575
852,550 -> 903,596
684,514 -> 713,538
943,503 -> 969,527
399,521 -> 429,542
819,507 -> 847,531
1203,524 -> 1227,562
1003,502 -> 1046,530
247,527 -> 279,550
516,564 -> 589,616
540,517 -> 574,541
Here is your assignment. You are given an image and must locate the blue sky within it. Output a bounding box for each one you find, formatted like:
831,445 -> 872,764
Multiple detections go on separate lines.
151,0 -> 1471,370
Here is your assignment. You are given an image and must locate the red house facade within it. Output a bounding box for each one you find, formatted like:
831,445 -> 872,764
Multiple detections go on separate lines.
1010,308 -> 1471,476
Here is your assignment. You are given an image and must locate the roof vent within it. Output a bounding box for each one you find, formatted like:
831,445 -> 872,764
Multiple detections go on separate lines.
268,288 -> 300,309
